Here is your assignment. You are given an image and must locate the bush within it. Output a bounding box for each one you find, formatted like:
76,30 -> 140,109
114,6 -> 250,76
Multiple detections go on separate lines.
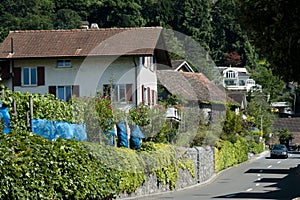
0,130 -> 195,199
215,136 -> 249,172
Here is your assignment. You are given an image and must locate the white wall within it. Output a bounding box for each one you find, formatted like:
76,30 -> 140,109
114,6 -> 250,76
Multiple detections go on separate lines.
9,56 -> 159,106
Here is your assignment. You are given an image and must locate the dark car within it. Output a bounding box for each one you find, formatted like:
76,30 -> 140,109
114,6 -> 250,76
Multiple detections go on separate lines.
270,144 -> 288,158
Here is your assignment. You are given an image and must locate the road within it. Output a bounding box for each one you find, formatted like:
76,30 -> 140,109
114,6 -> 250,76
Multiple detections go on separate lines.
133,151 -> 300,200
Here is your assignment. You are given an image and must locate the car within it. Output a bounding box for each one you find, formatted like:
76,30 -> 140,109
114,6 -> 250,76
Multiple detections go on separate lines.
270,144 -> 288,158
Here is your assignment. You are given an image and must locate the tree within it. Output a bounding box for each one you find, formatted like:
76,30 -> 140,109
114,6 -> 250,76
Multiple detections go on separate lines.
250,62 -> 285,101
278,128 -> 292,147
209,0 -> 253,67
54,9 -> 82,29
246,91 -> 275,137
238,0 -> 300,82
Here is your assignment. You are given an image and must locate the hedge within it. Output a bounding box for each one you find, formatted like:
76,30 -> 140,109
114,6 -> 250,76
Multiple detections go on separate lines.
0,130 -> 194,199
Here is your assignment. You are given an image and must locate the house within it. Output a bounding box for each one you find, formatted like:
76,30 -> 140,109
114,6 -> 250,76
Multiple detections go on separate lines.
157,70 -> 229,123
0,27 -> 171,108
218,66 -> 261,92
171,60 -> 195,73
273,117 -> 300,145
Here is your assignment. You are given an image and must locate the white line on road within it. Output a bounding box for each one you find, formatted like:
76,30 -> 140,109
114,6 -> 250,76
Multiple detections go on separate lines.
257,178 -> 261,181
277,161 -> 281,164
267,165 -> 272,168
246,188 -> 253,192
257,174 -> 261,177
225,194 -> 236,198
256,183 -> 260,186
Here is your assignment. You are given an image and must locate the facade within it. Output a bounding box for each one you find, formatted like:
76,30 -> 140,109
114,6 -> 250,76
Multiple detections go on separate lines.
218,66 -> 261,92
0,27 -> 171,108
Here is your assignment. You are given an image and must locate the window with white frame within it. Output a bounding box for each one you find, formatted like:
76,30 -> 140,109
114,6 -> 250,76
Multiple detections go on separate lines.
139,56 -> 154,68
22,67 -> 37,86
225,70 -> 236,78
57,60 -> 71,68
48,85 -> 79,101
103,84 -> 133,103
57,86 -> 72,101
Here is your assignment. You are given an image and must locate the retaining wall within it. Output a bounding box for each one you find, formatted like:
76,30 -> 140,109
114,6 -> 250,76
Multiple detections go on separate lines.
117,146 -> 215,199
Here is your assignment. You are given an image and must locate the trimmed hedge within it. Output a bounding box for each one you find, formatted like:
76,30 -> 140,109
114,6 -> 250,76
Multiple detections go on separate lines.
0,131 -> 194,199
214,136 -> 264,172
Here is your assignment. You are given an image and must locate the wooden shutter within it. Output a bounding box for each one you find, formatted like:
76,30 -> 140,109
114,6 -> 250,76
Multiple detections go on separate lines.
151,90 -> 155,105
141,85 -> 144,103
72,85 -> 79,97
0,61 -> 10,80
103,84 -> 111,98
13,67 -> 21,86
48,86 -> 56,96
147,87 -> 151,105
37,66 -> 45,86
126,84 -> 133,103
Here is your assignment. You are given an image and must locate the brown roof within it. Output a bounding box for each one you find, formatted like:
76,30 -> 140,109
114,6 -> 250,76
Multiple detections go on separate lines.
273,117 -> 300,132
273,117 -> 300,144
0,27 -> 164,58
157,71 -> 227,103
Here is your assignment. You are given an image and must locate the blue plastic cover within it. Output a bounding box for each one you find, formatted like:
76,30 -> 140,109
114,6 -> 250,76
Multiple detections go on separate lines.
117,121 -> 128,148
131,125 -> 145,139
108,128 -> 116,146
0,107 -> 11,134
31,119 -> 87,141
129,125 -> 144,149
31,118 -> 55,140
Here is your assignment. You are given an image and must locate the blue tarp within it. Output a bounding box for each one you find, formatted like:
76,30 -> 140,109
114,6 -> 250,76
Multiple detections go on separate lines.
130,125 -> 144,149
0,107 -> 11,134
31,119 -> 87,141
117,121 -> 128,148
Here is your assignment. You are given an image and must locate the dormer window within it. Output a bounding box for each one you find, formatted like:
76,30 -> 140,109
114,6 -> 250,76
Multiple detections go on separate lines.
225,70 -> 236,78
139,56 -> 154,68
57,60 -> 71,68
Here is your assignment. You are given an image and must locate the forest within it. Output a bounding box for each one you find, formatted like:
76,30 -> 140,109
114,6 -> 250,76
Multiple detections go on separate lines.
0,0 -> 299,100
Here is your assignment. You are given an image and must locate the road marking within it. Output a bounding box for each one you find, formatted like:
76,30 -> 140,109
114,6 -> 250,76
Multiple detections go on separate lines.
277,161 -> 281,164
257,174 -> 261,177
257,178 -> 261,181
226,194 -> 236,198
246,188 -> 253,192
256,183 -> 260,186
267,165 -> 272,168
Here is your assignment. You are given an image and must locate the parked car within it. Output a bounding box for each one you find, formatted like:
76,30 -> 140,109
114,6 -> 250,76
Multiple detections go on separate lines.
270,144 -> 288,158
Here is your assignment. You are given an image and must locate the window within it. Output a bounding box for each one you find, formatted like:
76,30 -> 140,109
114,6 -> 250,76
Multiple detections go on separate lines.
13,66 -> 45,87
48,85 -> 79,101
225,70 -> 236,78
57,60 -> 71,68
103,84 -> 133,103
23,67 -> 37,86
139,56 -> 154,68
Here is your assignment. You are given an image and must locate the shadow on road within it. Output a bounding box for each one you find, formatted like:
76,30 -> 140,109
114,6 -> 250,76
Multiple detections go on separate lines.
213,164 -> 300,199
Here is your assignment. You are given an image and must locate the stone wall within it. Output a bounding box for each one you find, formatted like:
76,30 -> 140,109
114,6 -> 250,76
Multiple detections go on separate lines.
117,146 -> 215,199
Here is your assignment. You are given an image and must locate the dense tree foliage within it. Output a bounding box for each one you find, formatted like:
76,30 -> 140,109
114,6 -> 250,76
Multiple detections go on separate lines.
0,0 -> 292,101
238,0 -> 300,82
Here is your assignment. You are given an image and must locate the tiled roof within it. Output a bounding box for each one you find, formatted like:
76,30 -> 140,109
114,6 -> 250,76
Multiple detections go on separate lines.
273,117 -> 300,144
0,27 -> 163,58
157,71 -> 227,103
273,117 -> 300,132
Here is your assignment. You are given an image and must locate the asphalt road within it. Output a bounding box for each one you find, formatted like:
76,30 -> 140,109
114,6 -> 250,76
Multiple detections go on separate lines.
133,151 -> 300,200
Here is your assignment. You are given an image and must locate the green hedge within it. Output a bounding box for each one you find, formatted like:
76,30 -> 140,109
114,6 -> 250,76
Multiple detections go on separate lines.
0,131 -> 194,199
215,136 -> 253,172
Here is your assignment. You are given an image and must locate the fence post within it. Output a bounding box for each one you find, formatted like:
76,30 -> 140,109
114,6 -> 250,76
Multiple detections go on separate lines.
28,95 -> 33,131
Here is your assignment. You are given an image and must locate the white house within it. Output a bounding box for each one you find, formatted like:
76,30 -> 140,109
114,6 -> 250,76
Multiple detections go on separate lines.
0,27 -> 171,108
218,66 -> 261,92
